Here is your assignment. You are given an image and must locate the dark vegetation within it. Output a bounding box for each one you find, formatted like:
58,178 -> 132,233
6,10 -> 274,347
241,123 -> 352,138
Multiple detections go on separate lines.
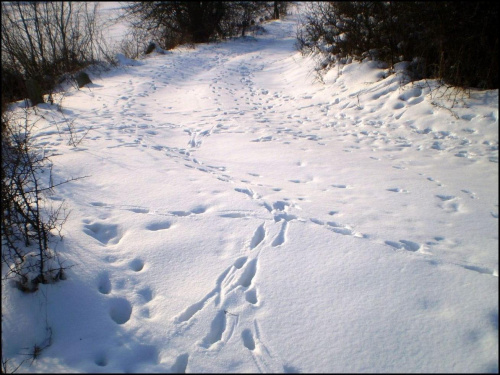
297,1 -> 498,89
1,2 -> 114,105
122,1 -> 290,53
0,96 -> 86,293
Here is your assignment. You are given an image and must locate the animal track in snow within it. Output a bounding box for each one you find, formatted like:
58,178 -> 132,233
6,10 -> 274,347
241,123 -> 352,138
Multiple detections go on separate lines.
129,258 -> 145,272
137,287 -> 154,303
235,187 -> 260,199
83,222 -> 122,245
237,259 -> 258,288
145,221 -> 171,231
250,223 -> 266,249
170,205 -> 209,217
191,205 -> 208,214
436,195 -> 461,213
242,329 -> 256,350
385,240 -> 422,252
174,266 -> 232,323
126,207 -> 149,214
200,310 -> 226,349
271,221 -> 288,247
109,297 -> 133,324
272,201 -> 290,211
245,289 -> 258,305
97,272 -> 112,294
310,218 -> 324,225
326,221 -> 356,236
462,264 -> 497,276
460,189 -> 477,199
436,194 -> 456,201
234,256 -> 248,269
171,353 -> 189,373
90,201 -> 108,207
219,211 -> 252,219
94,353 -> 108,367
387,187 -> 410,193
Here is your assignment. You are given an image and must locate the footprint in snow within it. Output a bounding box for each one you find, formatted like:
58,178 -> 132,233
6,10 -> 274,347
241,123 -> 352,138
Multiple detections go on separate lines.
200,310 -> 226,349
385,240 -> 421,252
145,221 -> 171,231
436,195 -> 461,213
97,272 -> 112,295
245,289 -> 258,305
94,353 -> 108,367
137,287 -> 154,303
171,353 -> 189,373
129,258 -> 145,272
250,223 -> 266,250
387,187 -> 410,193
109,297 -> 133,324
83,222 -> 122,245
242,329 -> 256,350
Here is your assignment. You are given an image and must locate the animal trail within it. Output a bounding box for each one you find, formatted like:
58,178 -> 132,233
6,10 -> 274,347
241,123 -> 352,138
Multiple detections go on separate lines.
271,221 -> 288,247
170,354 -> 189,373
234,256 -> 248,269
97,272 -> 112,295
83,222 -> 122,245
242,329 -> 256,350
461,264 -> 497,276
137,287 -> 154,303
385,240 -> 422,252
169,205 -> 209,217
237,259 -> 258,288
109,297 -> 133,324
436,195 -> 461,213
245,289 -> 258,304
129,258 -> 145,272
250,223 -> 266,249
200,310 -> 226,349
145,221 -> 171,231
326,221 -> 354,236
247,319 -> 283,373
235,187 -> 260,199
174,266 -> 232,323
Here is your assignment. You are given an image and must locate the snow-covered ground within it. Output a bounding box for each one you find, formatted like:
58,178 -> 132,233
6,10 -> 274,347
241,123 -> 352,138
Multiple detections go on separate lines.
2,3 -> 498,373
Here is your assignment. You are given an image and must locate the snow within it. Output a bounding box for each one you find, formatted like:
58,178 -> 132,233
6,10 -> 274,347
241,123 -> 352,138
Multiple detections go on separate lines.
2,3 -> 498,373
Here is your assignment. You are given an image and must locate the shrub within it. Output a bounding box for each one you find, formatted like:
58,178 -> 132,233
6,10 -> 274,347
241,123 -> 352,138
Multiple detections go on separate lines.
297,1 -> 498,89
1,98 -> 81,292
1,1 -> 113,105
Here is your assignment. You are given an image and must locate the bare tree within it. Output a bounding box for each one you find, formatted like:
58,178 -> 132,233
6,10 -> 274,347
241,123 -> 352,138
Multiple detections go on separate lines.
1,1 -> 113,104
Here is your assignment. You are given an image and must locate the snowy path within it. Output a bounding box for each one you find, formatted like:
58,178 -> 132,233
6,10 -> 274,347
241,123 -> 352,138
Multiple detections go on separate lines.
3,4 -> 498,373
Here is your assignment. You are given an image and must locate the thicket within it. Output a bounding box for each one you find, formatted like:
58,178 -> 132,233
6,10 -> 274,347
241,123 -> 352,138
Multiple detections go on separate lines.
122,1 -> 290,54
297,1 -> 498,89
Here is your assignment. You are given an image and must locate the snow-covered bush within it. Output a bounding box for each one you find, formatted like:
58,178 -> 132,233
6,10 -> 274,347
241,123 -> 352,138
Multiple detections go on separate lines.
1,104 -> 70,292
297,1 -> 498,89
